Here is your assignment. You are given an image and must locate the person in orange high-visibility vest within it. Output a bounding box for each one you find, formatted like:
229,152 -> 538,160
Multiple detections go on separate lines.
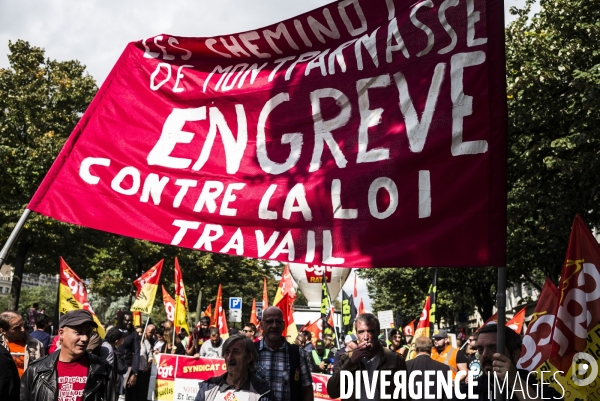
431,329 -> 468,381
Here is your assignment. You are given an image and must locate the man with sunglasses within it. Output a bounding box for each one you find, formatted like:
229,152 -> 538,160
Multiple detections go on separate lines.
0,310 -> 45,378
243,323 -> 259,342
255,306 -> 313,401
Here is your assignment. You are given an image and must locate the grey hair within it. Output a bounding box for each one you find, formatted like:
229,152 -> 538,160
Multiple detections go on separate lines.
355,313 -> 380,333
222,334 -> 258,373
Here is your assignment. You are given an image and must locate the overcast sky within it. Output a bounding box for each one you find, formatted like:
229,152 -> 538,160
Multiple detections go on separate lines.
0,0 -> 532,312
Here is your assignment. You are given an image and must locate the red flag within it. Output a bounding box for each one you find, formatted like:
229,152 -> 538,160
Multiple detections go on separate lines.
213,284 -> 223,327
203,304 -> 213,325
273,264 -> 296,306
262,277 -> 269,310
550,215 -> 600,372
477,312 -> 498,331
27,1 -> 507,269
506,308 -> 526,335
403,319 -> 416,337
328,306 -> 335,328
302,318 -> 323,343
219,309 -> 229,339
131,259 -> 164,314
250,298 -> 258,326
277,294 -> 298,343
162,285 -> 176,323
414,293 -> 431,339
517,278 -> 559,371
358,298 -> 365,315
173,257 -> 189,334
353,274 -> 358,298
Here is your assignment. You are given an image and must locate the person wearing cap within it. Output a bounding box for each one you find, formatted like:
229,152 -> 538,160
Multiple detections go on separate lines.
20,309 -> 114,401
309,340 -> 331,374
431,329 -> 468,381
332,334 -> 357,369
406,336 -> 452,400
327,313 -> 409,401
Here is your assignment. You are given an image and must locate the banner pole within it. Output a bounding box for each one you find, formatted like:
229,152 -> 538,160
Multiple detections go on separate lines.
497,265 -> 507,400
143,313 -> 151,336
0,208 -> 32,267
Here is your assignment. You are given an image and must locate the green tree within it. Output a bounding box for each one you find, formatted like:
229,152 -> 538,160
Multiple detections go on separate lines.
0,284 -> 58,321
0,40 -> 97,309
358,267 -> 497,325
506,0 -> 600,287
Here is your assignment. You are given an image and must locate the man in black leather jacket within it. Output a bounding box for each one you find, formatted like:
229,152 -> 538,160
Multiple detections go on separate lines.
20,310 -> 114,401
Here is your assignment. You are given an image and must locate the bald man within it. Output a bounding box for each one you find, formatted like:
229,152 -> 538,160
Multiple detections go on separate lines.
255,307 -> 313,401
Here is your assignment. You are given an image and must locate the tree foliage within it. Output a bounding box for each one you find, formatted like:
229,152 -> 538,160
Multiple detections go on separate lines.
506,0 -> 600,287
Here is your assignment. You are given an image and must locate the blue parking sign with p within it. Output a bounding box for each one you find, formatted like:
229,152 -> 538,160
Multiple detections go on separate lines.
229,297 -> 242,310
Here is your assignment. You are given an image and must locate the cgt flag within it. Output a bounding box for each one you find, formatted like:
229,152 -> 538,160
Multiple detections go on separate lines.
517,278 -> 560,371
404,319 -> 416,337
276,293 -> 298,344
273,264 -> 296,306
406,289 -> 431,360
59,257 -> 105,337
162,285 -> 176,322
174,258 -> 190,334
414,288 -> 432,339
548,215 -> 600,394
131,259 -> 164,314
27,0 -> 507,269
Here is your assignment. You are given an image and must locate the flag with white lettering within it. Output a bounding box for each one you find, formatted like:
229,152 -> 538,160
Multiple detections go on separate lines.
162,285 -> 176,322
28,0 -> 506,268
59,258 -> 105,337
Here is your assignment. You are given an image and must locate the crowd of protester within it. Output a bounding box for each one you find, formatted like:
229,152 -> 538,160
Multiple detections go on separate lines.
0,302 -> 561,401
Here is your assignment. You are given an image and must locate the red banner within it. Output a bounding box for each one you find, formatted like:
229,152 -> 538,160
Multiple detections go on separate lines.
551,215 -> 600,372
162,285 -> 176,322
28,0 -> 506,267
517,277 -> 559,371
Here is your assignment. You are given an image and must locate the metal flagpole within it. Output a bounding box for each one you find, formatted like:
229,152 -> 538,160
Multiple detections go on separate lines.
143,314 -> 151,337
0,208 -> 32,267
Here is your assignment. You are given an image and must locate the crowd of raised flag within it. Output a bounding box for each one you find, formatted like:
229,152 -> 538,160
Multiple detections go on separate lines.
1,215 -> 599,400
